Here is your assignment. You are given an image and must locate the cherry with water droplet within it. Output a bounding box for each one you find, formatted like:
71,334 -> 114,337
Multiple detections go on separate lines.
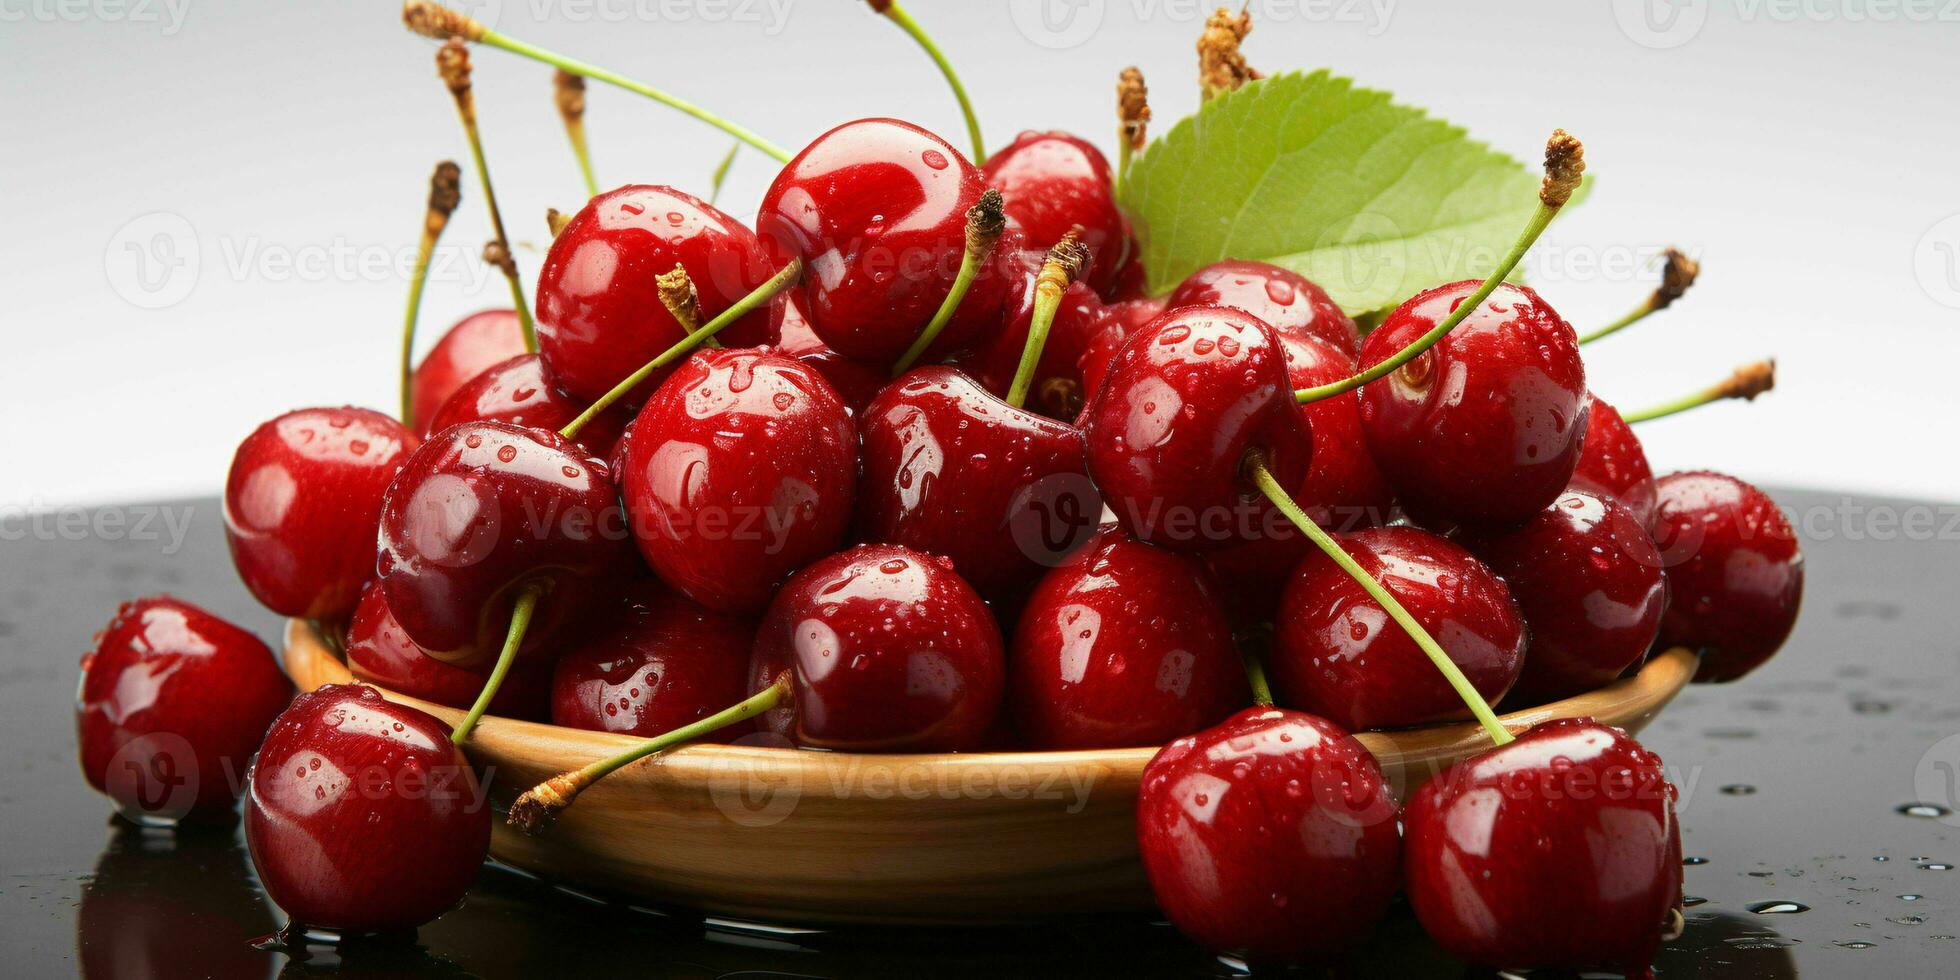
1650,471 -> 1804,681
1166,259 -> 1359,357
550,580 -> 756,740
345,582 -> 549,720
981,130 -> 1134,297
425,353 -> 629,458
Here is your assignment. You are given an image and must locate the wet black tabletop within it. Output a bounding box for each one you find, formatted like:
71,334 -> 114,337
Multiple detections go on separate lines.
4,488 -> 1958,977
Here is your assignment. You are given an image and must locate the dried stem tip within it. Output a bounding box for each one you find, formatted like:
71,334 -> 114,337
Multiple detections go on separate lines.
482,240 -> 516,278
1715,359 -> 1776,402
546,208 -> 572,238
1199,6 -> 1259,101
1036,228 -> 1090,299
507,771 -> 588,837
965,189 -> 1007,256
865,0 -> 893,12
402,1 -> 486,42
437,38 -> 473,102
554,69 -> 586,121
425,160 -> 462,238
1653,248 -> 1699,309
1540,129 -> 1586,208
656,264 -> 701,331
1118,67 -> 1152,150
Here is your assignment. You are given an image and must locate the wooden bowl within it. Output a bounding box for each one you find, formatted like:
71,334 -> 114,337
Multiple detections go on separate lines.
284,620 -> 1695,926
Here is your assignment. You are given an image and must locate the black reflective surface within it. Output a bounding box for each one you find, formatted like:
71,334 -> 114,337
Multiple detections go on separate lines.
5,490 -> 1958,977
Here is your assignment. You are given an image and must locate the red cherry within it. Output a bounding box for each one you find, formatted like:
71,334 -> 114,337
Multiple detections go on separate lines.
1405,718 -> 1682,973
1271,526 -> 1525,730
622,348 -> 856,615
1166,259 -> 1360,358
757,118 -> 1012,364
1082,305 -> 1312,552
550,581 -> 756,741
856,366 -> 1100,600
345,583 -> 549,720
425,353 -> 629,459
1464,489 -> 1667,704
771,293 -> 888,414
748,544 -> 1004,752
376,421 -> 632,665
1010,527 -> 1247,748
957,252 -> 1109,418
1136,707 -> 1400,964
76,597 -> 293,823
409,309 -> 526,437
1571,395 -> 1659,529
1651,471 -> 1804,681
1073,297 -> 1167,411
981,130 -> 1133,297
535,184 -> 778,405
1358,281 -> 1587,527
245,684 -> 490,933
223,407 -> 417,622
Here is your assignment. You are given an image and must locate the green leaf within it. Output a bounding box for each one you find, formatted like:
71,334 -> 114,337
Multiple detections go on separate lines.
1118,70 -> 1582,315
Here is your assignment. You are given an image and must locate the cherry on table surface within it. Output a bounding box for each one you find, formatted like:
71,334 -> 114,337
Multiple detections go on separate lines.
1570,395 -> 1659,529
345,583 -> 549,721
409,308 -> 526,437
1651,470 -> 1804,682
550,580 -> 756,740
77,596 -> 293,824
245,684 -> 491,934
424,353 -> 629,459
223,406 -> 418,622
982,130 -> 1134,297
1166,259 -> 1360,358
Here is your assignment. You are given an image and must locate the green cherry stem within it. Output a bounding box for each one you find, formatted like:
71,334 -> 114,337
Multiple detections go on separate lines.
871,1 -> 985,163
708,141 -> 740,205
437,40 -> 538,352
1578,248 -> 1699,345
1245,451 -> 1514,747
1114,66 -> 1150,195
1242,647 -> 1275,708
1005,232 -> 1091,408
554,70 -> 599,199
559,258 -> 803,440
893,189 -> 1006,376
508,672 -> 792,835
1622,359 -> 1776,424
1295,129 -> 1586,406
404,2 -> 792,163
400,161 -> 462,428
451,584 -> 543,745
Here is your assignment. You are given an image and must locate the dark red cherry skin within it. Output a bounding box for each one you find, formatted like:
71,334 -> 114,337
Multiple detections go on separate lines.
425,353 -> 629,459
1571,396 -> 1659,529
982,130 -> 1134,297
1358,281 -> 1588,528
771,293 -> 888,415
623,349 -> 856,615
410,309 -> 526,437
345,584 -> 549,721
535,184 -> 778,405
1167,260 -> 1360,358
1651,471 -> 1804,682
1464,490 -> 1667,704
550,581 -> 756,741
1271,526 -> 1525,730
376,421 -> 632,666
748,544 -> 1004,752
77,597 -> 293,823
1405,718 -> 1682,973
857,366 -> 1101,600
245,685 -> 490,933
1137,707 -> 1400,964
1082,305 -> 1312,552
1010,528 -> 1248,748
224,407 -> 418,622
757,118 -> 1013,365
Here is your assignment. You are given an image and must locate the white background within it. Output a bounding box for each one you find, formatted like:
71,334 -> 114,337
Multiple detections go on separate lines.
3,0 -> 1956,510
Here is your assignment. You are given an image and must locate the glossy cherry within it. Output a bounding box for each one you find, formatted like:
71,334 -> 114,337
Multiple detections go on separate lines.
376,420 -> 631,665
981,130 -> 1134,297
622,348 -> 856,615
223,407 -> 417,622
856,366 -> 1101,600
1010,527 -> 1247,748
550,581 -> 756,741
425,353 -> 629,458
1405,718 -> 1682,973
1650,471 -> 1804,681
1271,526 -> 1525,730
1073,298 -> 1167,413
771,293 -> 888,414
77,597 -> 293,823
409,308 -> 526,436
757,117 -> 1013,364
535,184 -> 778,404
1570,395 -> 1659,529
748,544 -> 1004,752
245,684 -> 491,933
1136,707 -> 1400,964
1166,259 -> 1359,357
1358,281 -> 1587,528
1465,489 -> 1666,704
1082,305 -> 1312,552
345,583 -> 549,721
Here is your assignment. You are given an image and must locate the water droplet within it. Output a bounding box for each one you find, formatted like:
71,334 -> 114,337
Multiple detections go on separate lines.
1683,895 -> 1708,907
1721,784 -> 1757,796
920,149 -> 949,170
1833,940 -> 1877,950
465,433 -> 483,449
1748,901 -> 1809,915
1898,802 -> 1953,819
1684,856 -> 1710,866
1918,862 -> 1954,871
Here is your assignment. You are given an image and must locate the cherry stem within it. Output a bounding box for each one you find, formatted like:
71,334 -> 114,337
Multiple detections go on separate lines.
559,258 -> 803,440
1006,231 -> 1091,408
1245,451 -> 1514,747
1622,359 -> 1776,424
554,70 -> 598,199
401,161 -> 462,428
1243,650 -> 1274,708
1115,67 -> 1150,197
1296,129 -> 1585,406
509,672 -> 791,835
893,189 -> 1006,376
438,41 -> 538,353
1578,248 -> 1698,345
875,1 -> 985,164
708,142 -> 740,205
451,584 -> 542,745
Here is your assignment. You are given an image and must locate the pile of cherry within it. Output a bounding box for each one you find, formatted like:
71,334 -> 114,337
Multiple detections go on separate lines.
74,4 -> 1807,974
